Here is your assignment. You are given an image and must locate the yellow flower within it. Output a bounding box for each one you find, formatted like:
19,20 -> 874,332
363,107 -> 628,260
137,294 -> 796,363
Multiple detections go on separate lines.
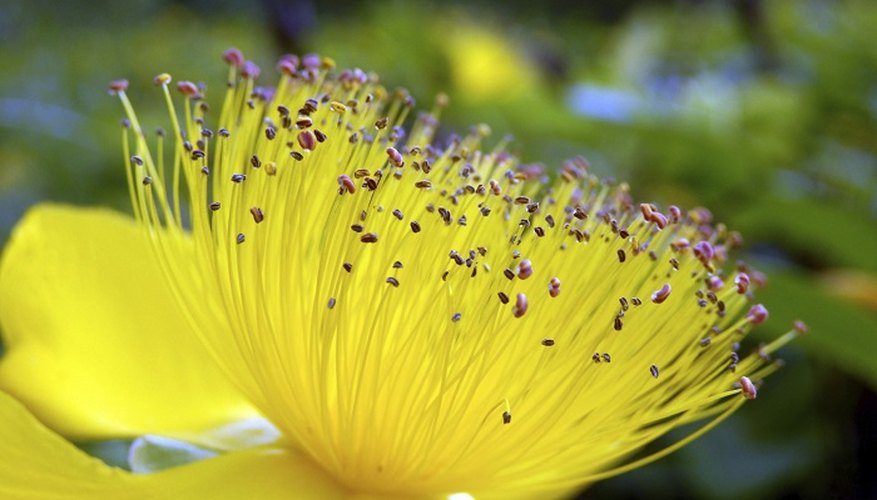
0,49 -> 802,499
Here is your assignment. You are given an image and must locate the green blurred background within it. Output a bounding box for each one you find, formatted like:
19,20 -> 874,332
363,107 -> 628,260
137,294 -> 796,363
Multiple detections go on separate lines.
1,0 -> 876,498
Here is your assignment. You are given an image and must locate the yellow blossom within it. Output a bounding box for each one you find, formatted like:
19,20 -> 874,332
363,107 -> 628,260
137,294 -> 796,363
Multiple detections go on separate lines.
0,49 -> 801,499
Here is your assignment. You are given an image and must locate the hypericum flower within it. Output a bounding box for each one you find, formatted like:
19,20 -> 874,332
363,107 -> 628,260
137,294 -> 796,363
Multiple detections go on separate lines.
0,49 -> 803,499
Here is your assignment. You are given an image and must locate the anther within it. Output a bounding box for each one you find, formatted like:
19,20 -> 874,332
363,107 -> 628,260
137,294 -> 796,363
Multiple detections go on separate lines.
338,175 -> 356,194
735,273 -> 750,294
502,411 -> 512,425
386,147 -> 404,167
651,283 -> 672,304
650,365 -> 660,378
342,262 -> 353,273
617,249 -> 626,263
290,151 -> 304,161
746,304 -> 769,325
739,376 -> 757,400
452,313 -> 462,322
541,338 -> 555,347
142,176 -> 152,186
793,320 -> 809,335
250,155 -> 261,168
223,47 -> 244,67
231,173 -> 246,183
700,337 -> 711,347
328,297 -> 336,309
392,209 -> 404,220
314,129 -> 327,143
498,292 -> 509,304
298,130 -> 317,151
208,201 -> 221,211
517,259 -> 533,280
386,277 -> 400,287
236,233 -> 245,244
177,81 -> 199,97
350,224 -> 364,233
602,353 -> 612,363
250,207 -> 264,224
410,221 -> 421,233
513,293 -> 528,318
153,74 -> 171,86
108,79 -> 129,94
361,232 -> 379,243
265,127 -> 276,140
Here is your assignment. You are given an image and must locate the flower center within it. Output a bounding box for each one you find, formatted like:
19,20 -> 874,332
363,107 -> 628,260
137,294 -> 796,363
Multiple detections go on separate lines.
111,51 -> 799,497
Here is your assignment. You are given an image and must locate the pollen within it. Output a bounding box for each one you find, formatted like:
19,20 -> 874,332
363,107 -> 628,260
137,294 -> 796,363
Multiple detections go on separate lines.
111,49 -> 800,499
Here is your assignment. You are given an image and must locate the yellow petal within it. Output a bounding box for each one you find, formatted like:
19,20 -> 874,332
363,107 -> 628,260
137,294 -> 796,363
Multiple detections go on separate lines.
0,204 -> 254,440
0,390 -> 348,499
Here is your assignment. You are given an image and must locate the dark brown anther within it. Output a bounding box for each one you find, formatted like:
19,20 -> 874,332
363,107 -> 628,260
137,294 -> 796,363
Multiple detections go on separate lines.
545,214 -> 555,228
141,176 -> 152,186
208,201 -> 221,211
533,226 -> 545,238
296,116 -> 313,129
250,155 -> 261,168
651,283 -> 672,304
298,130 -> 317,151
700,337 -> 711,347
602,353 -> 612,363
219,128 -> 230,137
498,292 -> 510,304
514,196 -> 530,205
391,209 -> 404,220
236,233 -> 245,244
414,180 -> 432,189
410,221 -> 421,233
363,177 -> 378,191
735,273 -> 750,294
130,155 -> 144,166
342,262 -> 353,273
590,353 -> 600,363
386,277 -> 400,287
314,129 -> 327,143
650,365 -> 660,378
277,105 -> 290,117
619,297 -> 629,311
183,141 -> 194,153
231,173 -> 246,183
328,297 -> 336,309
669,258 -> 679,270
375,117 -> 389,130
631,297 -> 642,306
265,127 -> 276,140
541,338 -> 555,347
441,271 -> 449,281
290,151 -> 304,161
619,228 -> 630,239
250,207 -> 264,224
573,208 -> 588,220
617,249 -> 626,263
360,232 -> 378,243
502,411 -> 512,425
452,313 -> 462,322
614,317 -> 623,331
223,47 -> 244,67
350,224 -> 364,233
303,98 -> 318,114
391,261 -> 403,269
513,293 -> 528,318
697,299 -> 707,307
503,268 -> 515,281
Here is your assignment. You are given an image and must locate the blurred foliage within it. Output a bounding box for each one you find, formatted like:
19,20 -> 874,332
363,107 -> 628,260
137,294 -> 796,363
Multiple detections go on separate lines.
1,0 -> 875,498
